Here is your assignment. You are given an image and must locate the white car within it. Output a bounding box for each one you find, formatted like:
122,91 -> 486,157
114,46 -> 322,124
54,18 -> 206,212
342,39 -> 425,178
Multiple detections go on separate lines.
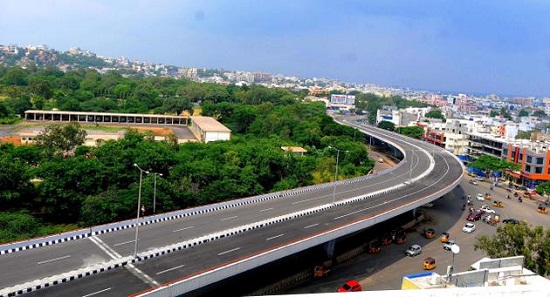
405,244 -> 422,257
443,240 -> 456,251
462,223 -> 476,233
476,193 -> 485,201
479,205 -> 496,214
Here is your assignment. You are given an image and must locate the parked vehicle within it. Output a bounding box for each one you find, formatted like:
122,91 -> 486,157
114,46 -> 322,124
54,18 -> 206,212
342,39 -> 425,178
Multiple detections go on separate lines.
468,180 -> 478,185
439,232 -> 450,243
423,257 -> 436,270
503,218 -> 520,224
367,241 -> 382,254
405,244 -> 423,257
479,205 -> 496,214
462,223 -> 476,233
476,193 -> 484,201
422,228 -> 435,239
467,211 -> 482,221
313,265 -> 330,278
493,200 -> 503,208
338,280 -> 362,292
538,205 -> 549,214
443,240 -> 456,251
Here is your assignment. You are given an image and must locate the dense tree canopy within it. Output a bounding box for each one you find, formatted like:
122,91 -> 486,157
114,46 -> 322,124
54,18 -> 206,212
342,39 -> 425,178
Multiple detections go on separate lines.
377,120 -> 395,131
424,109 -> 446,122
0,67 -> 378,242
396,126 -> 424,139
475,223 -> 550,276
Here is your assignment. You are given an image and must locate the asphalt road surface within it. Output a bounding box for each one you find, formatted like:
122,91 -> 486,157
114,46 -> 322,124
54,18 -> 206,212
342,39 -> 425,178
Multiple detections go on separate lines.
284,173 -> 550,294
4,123 -> 463,297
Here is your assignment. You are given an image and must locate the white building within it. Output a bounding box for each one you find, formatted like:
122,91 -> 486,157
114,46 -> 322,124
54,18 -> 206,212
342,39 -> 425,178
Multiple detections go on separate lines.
189,116 -> 231,143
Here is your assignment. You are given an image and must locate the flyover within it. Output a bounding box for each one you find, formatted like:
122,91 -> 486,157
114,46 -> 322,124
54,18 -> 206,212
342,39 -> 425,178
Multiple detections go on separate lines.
0,117 -> 463,297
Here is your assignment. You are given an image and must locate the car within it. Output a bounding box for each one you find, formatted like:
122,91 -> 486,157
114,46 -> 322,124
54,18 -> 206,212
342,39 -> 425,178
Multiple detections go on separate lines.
337,280 -> 362,292
467,211 -> 482,221
405,244 -> 422,257
468,180 -> 478,185
503,218 -> 520,224
476,193 -> 484,201
475,176 -> 485,181
479,205 -> 496,214
443,240 -> 456,251
462,223 -> 476,233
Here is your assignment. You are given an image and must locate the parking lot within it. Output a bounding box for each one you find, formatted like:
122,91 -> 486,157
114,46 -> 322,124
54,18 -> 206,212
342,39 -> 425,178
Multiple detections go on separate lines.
285,173 -> 550,293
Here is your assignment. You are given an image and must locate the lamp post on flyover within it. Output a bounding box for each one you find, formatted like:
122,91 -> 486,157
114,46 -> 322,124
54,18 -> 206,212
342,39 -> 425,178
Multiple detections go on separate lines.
133,163 -> 149,258
328,146 -> 348,204
151,172 -> 163,214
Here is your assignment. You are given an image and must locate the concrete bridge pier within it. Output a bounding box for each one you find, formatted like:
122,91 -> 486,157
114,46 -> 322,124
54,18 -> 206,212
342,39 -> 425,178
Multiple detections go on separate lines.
323,240 -> 336,260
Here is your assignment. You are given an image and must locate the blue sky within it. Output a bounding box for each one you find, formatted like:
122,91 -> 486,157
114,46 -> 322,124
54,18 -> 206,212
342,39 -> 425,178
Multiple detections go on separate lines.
2,1 -> 550,97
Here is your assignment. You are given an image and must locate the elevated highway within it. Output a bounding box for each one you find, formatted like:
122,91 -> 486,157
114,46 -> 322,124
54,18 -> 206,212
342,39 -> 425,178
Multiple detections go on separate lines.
0,118 -> 463,297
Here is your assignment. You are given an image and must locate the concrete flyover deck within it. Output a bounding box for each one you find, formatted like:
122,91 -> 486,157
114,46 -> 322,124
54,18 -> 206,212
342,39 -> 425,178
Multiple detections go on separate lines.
0,117 -> 463,297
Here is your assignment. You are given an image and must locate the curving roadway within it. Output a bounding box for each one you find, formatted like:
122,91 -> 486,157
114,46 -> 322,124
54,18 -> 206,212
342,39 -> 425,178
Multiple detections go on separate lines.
0,118 -> 463,297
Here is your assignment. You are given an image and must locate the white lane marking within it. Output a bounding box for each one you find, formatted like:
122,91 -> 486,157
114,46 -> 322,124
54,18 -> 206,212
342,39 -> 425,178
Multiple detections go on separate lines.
304,223 -> 319,229
89,236 -> 122,259
156,264 -> 185,275
173,226 -> 194,233
113,240 -> 134,247
220,216 -> 238,221
89,236 -> 159,286
218,247 -> 240,256
266,234 -> 284,241
37,255 -> 71,265
292,196 -> 323,204
82,287 -> 111,297
260,207 -> 274,212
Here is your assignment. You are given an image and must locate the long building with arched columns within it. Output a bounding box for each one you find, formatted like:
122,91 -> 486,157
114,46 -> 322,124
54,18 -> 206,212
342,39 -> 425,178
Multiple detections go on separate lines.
24,110 -> 190,125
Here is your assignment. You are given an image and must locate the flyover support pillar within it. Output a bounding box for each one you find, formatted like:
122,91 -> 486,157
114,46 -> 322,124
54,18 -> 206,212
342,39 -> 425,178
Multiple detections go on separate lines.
323,240 -> 336,260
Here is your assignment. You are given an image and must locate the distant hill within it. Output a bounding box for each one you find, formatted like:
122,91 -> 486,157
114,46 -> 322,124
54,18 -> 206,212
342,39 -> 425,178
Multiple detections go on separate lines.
0,44 -> 180,77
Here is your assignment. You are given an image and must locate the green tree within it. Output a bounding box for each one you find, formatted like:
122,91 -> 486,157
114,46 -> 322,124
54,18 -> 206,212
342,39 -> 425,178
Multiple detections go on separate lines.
532,110 -> 546,118
535,181 -> 550,199
425,109 -> 446,122
518,109 -> 529,117
396,126 -> 424,139
377,120 -> 395,131
474,223 -> 550,276
34,122 -> 87,156
0,153 -> 35,210
516,130 -> 534,140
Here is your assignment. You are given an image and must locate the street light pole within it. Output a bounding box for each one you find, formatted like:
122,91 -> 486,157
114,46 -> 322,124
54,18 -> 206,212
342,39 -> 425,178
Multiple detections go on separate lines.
152,172 -> 163,214
133,163 -> 149,258
447,244 -> 460,286
328,146 -> 347,204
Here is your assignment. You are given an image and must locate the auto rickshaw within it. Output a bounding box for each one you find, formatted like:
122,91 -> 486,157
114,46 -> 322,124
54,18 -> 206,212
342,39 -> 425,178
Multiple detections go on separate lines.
485,193 -> 492,200
394,231 -> 407,244
380,234 -> 393,245
313,265 -> 330,278
538,205 -> 549,214
493,200 -> 504,208
422,228 -> 435,239
367,241 -> 382,254
423,257 -> 436,270
439,232 -> 450,243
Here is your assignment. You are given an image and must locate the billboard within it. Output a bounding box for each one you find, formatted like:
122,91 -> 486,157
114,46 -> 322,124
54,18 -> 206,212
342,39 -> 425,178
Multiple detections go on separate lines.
330,94 -> 356,105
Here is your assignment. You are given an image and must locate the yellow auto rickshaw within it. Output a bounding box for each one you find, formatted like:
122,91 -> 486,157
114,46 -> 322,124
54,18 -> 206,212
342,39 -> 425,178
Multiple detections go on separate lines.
493,200 -> 504,208
422,228 -> 435,239
485,193 -> 492,200
423,257 -> 436,270
439,232 -> 450,243
538,205 -> 549,214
